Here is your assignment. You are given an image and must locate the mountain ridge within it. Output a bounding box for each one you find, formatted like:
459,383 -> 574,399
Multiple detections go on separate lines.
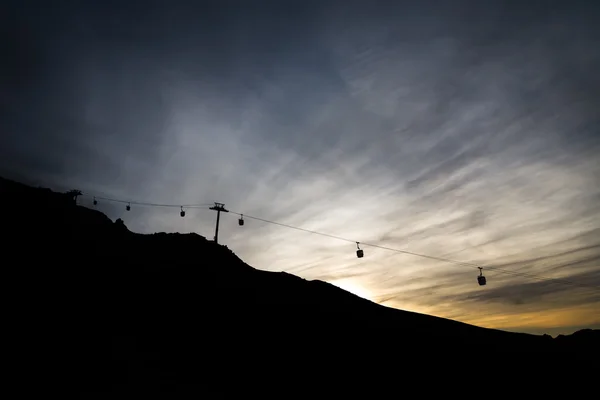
1,175 -> 597,390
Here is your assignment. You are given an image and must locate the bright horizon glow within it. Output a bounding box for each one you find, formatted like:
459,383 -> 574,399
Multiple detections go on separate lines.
330,279 -> 374,301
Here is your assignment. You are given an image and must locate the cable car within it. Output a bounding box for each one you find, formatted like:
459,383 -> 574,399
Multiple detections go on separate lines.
356,242 -> 364,258
180,206 -> 185,217
93,197 -> 97,206
126,203 -> 131,211
239,214 -> 244,226
477,267 -> 486,286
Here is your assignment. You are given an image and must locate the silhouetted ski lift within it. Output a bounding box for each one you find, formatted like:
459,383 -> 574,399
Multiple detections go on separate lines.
126,202 -> 131,211
477,267 -> 487,286
93,197 -> 97,206
356,242 -> 364,258
238,214 -> 244,226
180,206 -> 186,217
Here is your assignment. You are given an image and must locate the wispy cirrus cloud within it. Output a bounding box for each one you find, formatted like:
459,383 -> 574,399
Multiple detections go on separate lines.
1,0 -> 598,335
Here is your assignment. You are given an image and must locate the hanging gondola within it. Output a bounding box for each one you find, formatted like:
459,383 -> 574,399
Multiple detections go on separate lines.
126,202 -> 131,211
238,214 -> 245,226
180,206 -> 186,217
356,242 -> 364,258
93,197 -> 97,206
477,267 -> 487,286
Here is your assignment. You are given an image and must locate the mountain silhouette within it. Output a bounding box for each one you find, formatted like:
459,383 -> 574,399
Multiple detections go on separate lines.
2,175 -> 597,392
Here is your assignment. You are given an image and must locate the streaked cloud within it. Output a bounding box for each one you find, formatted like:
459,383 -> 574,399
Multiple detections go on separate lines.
1,0 -> 598,336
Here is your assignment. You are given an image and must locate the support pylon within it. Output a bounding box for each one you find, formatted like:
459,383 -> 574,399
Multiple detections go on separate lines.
209,202 -> 229,244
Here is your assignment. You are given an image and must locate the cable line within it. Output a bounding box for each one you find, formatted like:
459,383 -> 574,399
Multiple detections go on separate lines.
67,189 -> 599,292
226,210 -> 599,291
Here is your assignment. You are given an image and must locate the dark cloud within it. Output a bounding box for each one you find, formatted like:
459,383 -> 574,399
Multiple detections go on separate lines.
490,244 -> 600,270
458,269 -> 600,307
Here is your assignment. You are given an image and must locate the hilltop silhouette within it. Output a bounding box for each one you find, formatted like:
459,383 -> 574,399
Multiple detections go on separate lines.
1,176 -> 597,392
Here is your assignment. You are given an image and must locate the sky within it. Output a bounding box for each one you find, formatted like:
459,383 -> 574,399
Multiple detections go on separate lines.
1,0 -> 599,337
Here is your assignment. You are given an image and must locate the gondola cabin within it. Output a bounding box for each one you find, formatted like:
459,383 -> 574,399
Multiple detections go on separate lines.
356,242 -> 364,258
477,267 -> 487,286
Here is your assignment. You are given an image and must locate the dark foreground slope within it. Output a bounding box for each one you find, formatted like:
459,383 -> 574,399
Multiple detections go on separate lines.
2,176 -> 597,391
